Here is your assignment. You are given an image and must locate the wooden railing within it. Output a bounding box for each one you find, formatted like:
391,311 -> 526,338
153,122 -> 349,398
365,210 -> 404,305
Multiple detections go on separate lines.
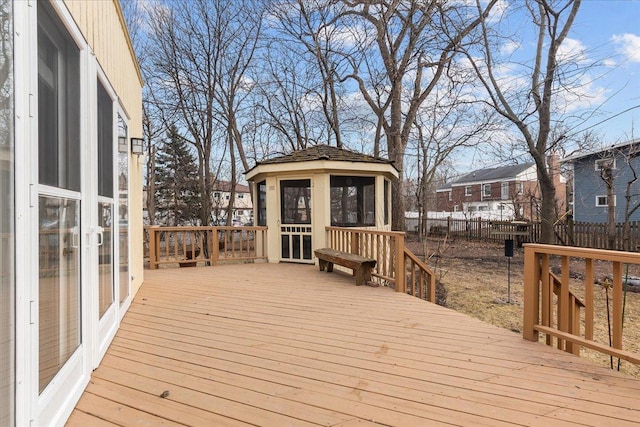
404,247 -> 436,302
325,226 -> 436,302
549,271 -> 585,355
524,244 -> 640,365
147,226 -> 268,269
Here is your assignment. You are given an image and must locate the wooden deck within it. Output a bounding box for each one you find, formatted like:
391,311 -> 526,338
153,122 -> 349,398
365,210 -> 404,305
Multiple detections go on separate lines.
68,263 -> 640,426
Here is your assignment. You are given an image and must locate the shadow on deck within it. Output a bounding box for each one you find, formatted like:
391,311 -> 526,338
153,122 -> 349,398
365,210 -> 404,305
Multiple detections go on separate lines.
68,263 -> 640,426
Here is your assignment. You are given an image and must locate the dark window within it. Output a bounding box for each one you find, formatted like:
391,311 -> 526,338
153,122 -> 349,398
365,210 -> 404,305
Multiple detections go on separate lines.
384,179 -> 389,225
257,181 -> 266,226
330,176 -> 375,227
280,179 -> 311,224
38,1 -> 80,190
97,80 -> 113,197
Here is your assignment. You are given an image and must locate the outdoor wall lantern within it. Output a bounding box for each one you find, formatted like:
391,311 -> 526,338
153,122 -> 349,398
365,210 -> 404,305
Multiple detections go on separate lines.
118,136 -> 128,153
131,137 -> 144,155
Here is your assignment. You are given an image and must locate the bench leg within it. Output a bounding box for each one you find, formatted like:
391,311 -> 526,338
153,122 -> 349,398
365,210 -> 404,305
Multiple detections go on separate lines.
354,266 -> 372,286
318,259 -> 334,273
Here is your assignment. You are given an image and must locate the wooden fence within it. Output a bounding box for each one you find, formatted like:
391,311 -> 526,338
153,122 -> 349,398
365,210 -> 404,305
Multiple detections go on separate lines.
425,217 -> 640,251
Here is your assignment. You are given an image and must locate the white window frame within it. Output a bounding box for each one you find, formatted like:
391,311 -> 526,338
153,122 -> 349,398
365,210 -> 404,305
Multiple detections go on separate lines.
595,158 -> 616,171
483,184 -> 491,197
501,182 -> 509,200
595,195 -> 616,207
465,186 -> 472,196
448,191 -> 452,201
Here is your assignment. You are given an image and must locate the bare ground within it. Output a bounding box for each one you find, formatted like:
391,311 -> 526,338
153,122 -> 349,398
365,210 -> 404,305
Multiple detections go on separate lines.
407,236 -> 640,378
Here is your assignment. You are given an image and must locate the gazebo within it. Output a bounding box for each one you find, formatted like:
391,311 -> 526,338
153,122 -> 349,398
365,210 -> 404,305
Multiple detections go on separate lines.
245,145 -> 399,264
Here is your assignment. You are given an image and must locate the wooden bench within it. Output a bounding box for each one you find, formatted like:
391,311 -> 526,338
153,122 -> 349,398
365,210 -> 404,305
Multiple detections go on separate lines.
314,248 -> 377,286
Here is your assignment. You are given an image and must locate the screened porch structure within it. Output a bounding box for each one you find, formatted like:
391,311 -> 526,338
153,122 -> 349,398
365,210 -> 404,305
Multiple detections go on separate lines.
245,145 -> 398,264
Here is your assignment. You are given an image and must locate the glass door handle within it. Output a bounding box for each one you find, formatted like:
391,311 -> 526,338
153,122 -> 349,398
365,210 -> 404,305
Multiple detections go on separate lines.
71,226 -> 79,248
96,226 -> 104,247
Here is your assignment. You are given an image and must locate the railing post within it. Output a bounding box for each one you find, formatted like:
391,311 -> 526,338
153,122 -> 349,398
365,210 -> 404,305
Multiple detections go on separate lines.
212,227 -> 219,266
428,268 -> 436,303
523,245 -> 539,342
148,226 -> 159,270
351,231 -> 360,255
207,227 -> 214,265
612,261 -> 623,349
395,233 -> 406,294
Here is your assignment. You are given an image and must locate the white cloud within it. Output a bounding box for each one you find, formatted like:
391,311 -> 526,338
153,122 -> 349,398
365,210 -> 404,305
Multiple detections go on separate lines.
557,38 -> 588,64
611,33 -> 640,63
603,59 -> 616,68
486,0 -> 510,24
500,40 -> 520,56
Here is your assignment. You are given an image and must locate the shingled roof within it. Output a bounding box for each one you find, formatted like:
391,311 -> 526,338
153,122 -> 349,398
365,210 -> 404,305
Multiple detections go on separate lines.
253,144 -> 395,167
439,163 -> 535,190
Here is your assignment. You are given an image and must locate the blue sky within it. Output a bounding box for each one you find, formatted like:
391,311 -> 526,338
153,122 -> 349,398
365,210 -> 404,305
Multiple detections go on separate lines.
566,0 -> 640,143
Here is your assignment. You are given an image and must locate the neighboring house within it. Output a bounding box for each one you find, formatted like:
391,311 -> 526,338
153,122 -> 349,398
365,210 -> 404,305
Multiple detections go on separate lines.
1,1 -> 143,425
564,139 -> 640,223
435,156 -> 566,221
211,181 -> 254,225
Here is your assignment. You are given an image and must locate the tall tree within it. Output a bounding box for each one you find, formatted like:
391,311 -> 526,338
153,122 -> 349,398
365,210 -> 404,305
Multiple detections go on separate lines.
465,0 -> 582,243
146,0 -> 263,226
338,0 -> 498,230
211,0 -> 263,224
269,0 -> 350,148
154,126 -> 200,226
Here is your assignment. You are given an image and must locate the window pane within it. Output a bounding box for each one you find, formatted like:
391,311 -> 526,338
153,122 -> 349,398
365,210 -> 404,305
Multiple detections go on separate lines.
384,180 -> 389,225
39,196 -> 80,392
0,0 -> 14,421
37,1 -> 80,190
280,179 -> 311,224
257,181 -> 266,226
118,117 -> 129,305
97,81 -> 113,198
330,176 -> 375,227
98,202 -> 113,317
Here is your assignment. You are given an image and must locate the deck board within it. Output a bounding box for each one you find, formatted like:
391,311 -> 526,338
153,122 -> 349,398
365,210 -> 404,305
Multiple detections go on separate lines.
69,263 -> 640,426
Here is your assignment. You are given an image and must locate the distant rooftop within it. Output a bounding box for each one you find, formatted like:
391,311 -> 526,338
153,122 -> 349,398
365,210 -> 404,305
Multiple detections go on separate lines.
562,138 -> 640,162
438,163 -> 535,190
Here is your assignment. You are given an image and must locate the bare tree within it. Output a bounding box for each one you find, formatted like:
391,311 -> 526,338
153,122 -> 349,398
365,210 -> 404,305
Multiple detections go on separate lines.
409,75 -> 499,235
143,0 -> 264,227
465,0 -> 583,243
210,0 -> 263,224
338,0 -> 498,231
597,143 -> 640,251
254,45 -> 322,152
268,0 -> 352,148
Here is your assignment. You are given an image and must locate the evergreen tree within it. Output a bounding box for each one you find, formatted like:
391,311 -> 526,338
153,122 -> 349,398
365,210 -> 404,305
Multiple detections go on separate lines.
154,125 -> 200,225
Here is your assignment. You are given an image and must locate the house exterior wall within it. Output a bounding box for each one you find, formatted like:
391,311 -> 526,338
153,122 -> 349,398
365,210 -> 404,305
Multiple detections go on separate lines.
435,161 -> 567,222
211,184 -> 254,225
437,180 -> 531,215
65,0 -> 144,296
572,152 -> 640,223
